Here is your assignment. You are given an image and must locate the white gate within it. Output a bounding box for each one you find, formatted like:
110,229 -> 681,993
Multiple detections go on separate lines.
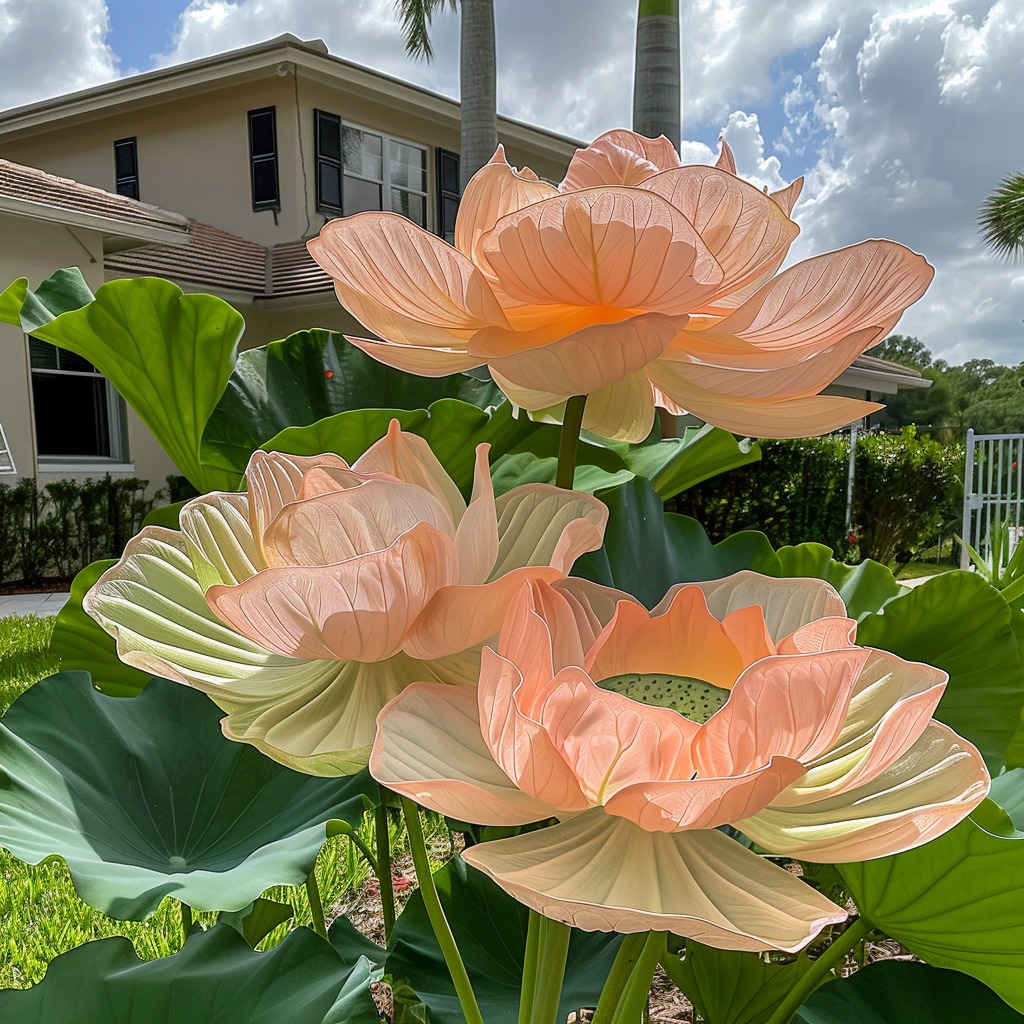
961,430 -> 1024,568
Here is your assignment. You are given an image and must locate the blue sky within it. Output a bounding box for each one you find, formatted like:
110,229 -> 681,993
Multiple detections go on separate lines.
1,0 -> 1023,367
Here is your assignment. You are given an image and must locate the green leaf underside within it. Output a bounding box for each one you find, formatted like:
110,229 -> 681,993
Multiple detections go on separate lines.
0,673 -> 376,919
0,926 -> 381,1024
597,673 -> 729,724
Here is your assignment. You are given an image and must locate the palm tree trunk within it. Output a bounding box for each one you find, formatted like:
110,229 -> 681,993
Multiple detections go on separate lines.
459,0 -> 498,192
632,0 -> 681,147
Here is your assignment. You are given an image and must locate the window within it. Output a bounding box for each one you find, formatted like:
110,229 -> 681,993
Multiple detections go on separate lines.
29,339 -> 127,463
436,148 -> 460,242
248,107 -> 280,211
342,125 -> 427,228
315,109 -> 342,215
113,137 -> 139,199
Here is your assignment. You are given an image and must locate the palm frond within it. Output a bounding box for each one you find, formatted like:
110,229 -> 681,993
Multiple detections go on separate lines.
979,170 -> 1024,261
394,0 -> 459,62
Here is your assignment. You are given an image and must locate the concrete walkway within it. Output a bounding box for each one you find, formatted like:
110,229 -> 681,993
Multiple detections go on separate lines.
0,592 -> 70,618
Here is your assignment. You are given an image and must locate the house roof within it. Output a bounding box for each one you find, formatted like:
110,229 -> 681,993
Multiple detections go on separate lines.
0,159 -> 189,246
0,34 -> 580,165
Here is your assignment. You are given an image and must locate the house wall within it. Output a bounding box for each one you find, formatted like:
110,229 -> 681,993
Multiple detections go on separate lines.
0,212 -> 176,492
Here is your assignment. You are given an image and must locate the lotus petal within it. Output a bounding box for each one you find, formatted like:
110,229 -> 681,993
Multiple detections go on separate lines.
179,492 -> 262,589
479,189 -> 723,314
462,809 -> 846,951
372,681 -> 561,825
308,212 -> 510,345
741,723 -> 990,861
454,443 -> 499,585
560,130 -> 681,191
580,371 -> 658,443
207,523 -> 460,662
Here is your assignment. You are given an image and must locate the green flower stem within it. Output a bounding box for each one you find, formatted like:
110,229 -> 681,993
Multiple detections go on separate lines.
518,911 -> 542,1024
179,901 -> 193,944
764,917 -> 873,1024
609,931 -> 665,1024
591,933 -> 652,1024
529,913 -> 572,1024
375,788 -> 396,943
306,869 -> 328,940
401,797 -> 485,1024
555,394 -> 588,489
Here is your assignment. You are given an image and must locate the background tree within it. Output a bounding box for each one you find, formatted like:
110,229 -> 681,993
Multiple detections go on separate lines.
632,0 -> 680,147
980,170 -> 1024,260
395,0 -> 497,192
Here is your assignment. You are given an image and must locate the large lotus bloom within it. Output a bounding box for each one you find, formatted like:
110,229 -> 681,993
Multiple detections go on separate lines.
84,423 -> 606,775
372,572 -> 989,952
308,129 -> 934,442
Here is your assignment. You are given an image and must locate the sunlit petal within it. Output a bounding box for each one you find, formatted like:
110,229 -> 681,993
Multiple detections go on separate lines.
179,492 -> 262,589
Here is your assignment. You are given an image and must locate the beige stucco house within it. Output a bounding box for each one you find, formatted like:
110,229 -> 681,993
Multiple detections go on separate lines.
0,33 -> 925,491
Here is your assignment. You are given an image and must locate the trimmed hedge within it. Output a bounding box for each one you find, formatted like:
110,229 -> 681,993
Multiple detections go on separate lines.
676,428 -> 964,566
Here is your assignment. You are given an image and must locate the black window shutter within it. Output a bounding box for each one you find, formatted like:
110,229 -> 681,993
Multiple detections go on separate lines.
113,137 -> 139,199
248,107 -> 280,210
315,109 -> 342,215
436,148 -> 460,242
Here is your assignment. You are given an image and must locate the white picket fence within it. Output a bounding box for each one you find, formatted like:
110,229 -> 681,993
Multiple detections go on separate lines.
960,429 -> 1024,568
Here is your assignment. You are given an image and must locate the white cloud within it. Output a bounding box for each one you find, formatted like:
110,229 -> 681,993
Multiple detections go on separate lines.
0,0 -> 116,108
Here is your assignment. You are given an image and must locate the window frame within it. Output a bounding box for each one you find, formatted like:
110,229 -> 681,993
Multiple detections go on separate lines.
248,106 -> 281,212
314,109 -> 343,216
28,338 -> 130,469
436,147 -> 460,242
113,136 -> 139,200
341,123 -> 428,229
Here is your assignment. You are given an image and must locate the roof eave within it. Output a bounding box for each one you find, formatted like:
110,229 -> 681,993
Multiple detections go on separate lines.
0,196 -> 190,245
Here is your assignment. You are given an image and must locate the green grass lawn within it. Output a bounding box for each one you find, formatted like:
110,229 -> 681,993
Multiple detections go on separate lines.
0,613 -> 444,989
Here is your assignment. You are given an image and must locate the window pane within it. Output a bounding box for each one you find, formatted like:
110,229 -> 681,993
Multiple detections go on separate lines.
316,111 -> 341,162
249,110 -> 276,157
343,127 -> 382,180
345,175 -> 383,214
392,188 -> 426,226
389,142 -> 426,191
28,338 -> 58,371
114,139 -> 137,178
441,195 -> 459,242
32,374 -> 110,457
318,163 -> 342,210
252,157 -> 279,207
440,150 -> 459,195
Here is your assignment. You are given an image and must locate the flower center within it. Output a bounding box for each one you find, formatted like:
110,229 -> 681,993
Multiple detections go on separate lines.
596,672 -> 729,724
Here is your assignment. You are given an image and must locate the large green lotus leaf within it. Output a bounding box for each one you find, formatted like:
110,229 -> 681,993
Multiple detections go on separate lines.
0,267 -> 94,329
671,942 -> 816,1024
48,559 -> 151,697
855,572 -> 1024,771
385,856 -> 621,1024
0,673 -> 376,919
572,478 -> 781,607
839,787 -> 1024,1013
793,960 -> 1024,1024
258,399 -> 547,498
0,925 -> 381,1024
3,275 -> 243,492
199,330 -> 503,475
776,544 -> 907,620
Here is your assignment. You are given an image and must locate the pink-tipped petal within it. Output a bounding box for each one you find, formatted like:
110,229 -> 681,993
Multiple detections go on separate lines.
462,809 -> 847,951
604,756 -> 807,832
308,212 -> 510,345
246,451 -> 350,550
353,420 -> 466,526
641,166 -> 799,306
770,177 -> 804,216
371,681 -> 560,825
740,722 -> 990,862
586,587 -> 747,690
456,148 -> 559,264
479,189 -> 723,314
693,648 -> 869,776
778,617 -> 859,655
560,130 -> 681,191
715,137 -> 737,175
491,485 -> 607,578
402,565 -> 564,661
207,522 -> 459,662
471,312 -> 686,395
454,444 -> 499,585
261,478 -> 454,568
345,334 -> 482,376
477,651 -> 593,811
495,579 -> 584,684
550,578 -> 639,649
690,572 -> 847,642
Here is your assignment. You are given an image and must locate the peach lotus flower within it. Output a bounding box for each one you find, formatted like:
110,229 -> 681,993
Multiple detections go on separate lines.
371,571 -> 990,952
83,423 -> 607,775
307,129 -> 935,443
